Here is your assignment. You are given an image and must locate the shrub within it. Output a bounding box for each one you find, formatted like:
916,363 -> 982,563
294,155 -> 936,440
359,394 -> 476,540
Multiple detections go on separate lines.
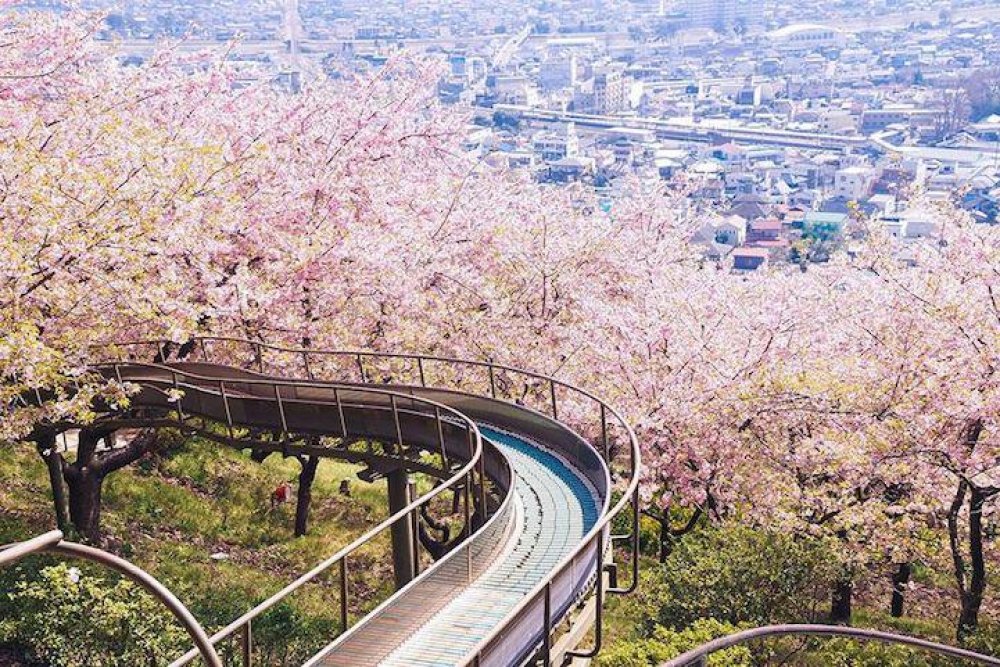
964,622 -> 1000,659
0,563 -> 187,666
596,618 -> 752,667
804,637 -> 931,667
652,523 -> 838,630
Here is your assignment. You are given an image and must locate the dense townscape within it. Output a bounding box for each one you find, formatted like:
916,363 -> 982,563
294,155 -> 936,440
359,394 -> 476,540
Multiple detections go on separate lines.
20,0 -> 1000,272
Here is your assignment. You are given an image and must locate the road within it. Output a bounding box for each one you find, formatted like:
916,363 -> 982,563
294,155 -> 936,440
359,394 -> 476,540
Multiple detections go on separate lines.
491,104 -> 870,152
837,4 -> 1000,31
275,0 -> 319,82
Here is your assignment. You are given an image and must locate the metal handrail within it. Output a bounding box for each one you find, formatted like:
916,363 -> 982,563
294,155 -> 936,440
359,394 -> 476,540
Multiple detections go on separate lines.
0,530 -> 223,667
98,337 -> 642,665
0,529 -> 64,566
89,361 -> 494,667
660,624 -> 1000,667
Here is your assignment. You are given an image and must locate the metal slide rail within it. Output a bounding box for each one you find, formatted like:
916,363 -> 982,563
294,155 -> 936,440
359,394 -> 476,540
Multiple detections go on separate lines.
88,361 -> 500,667
102,337 -> 642,665
660,624 -> 1000,667
0,530 -> 223,667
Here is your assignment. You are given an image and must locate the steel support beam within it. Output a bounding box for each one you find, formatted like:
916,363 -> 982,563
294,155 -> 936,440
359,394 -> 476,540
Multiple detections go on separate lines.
387,468 -> 415,589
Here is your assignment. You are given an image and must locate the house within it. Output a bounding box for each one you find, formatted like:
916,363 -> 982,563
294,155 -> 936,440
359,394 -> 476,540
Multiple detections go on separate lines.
747,218 -> 783,244
703,241 -> 734,263
732,247 -> 769,272
868,194 -> 897,216
880,214 -> 906,238
546,156 -> 595,183
900,207 -> 941,239
834,165 -> 876,201
802,211 -> 848,231
715,215 -> 748,246
532,123 -> 579,163
728,199 -> 769,221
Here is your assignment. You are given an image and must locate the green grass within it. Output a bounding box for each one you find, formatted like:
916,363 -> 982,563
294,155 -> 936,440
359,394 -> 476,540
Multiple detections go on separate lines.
0,436 -> 401,664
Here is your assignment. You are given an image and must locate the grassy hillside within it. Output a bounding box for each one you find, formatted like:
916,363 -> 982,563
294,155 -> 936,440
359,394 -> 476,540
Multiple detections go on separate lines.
0,435 -> 397,665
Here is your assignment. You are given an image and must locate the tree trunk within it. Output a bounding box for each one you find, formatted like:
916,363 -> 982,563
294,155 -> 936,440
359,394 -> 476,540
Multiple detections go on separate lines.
649,505 -> 702,563
65,467 -> 105,544
890,562 -> 911,618
35,434 -> 71,533
59,428 -> 160,544
294,456 -> 320,537
958,486 -> 988,641
658,513 -> 671,563
831,577 -> 853,624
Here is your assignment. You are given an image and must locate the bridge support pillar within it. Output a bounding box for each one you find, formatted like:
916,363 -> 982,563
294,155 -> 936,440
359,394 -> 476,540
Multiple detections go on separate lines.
387,468 -> 415,590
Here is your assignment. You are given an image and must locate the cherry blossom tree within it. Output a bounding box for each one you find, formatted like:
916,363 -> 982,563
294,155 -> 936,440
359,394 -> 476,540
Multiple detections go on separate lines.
3,6 -> 998,644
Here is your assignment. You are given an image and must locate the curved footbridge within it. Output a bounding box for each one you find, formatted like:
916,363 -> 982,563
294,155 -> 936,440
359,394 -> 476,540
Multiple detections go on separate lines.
94,339 -> 642,667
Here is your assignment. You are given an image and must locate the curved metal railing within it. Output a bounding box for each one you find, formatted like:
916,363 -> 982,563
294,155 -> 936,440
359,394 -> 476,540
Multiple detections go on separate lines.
660,624 -> 1000,667
86,361 -> 510,667
98,337 -> 642,665
0,530 -> 223,667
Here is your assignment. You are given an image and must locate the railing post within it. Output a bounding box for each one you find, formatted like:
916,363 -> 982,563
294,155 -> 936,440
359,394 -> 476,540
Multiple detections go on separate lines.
356,353 -> 366,383
339,557 -> 349,632
301,351 -> 312,380
478,455 -> 488,521
254,342 -> 264,373
550,380 -> 558,420
417,357 -> 426,387
391,395 -> 403,456
435,406 -> 449,469
600,403 -> 608,462
409,477 -> 421,578
240,621 -> 252,667
488,365 -> 496,398
334,388 -> 348,439
566,531 -> 605,660
218,380 -> 234,439
542,581 -> 552,666
274,384 -> 288,436
464,471 -> 473,582
172,372 -> 185,422
199,338 -> 209,362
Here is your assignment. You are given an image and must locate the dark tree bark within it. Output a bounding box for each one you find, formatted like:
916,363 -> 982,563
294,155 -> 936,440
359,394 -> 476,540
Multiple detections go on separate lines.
952,483 -> 993,641
643,505 -> 703,563
890,562 -> 911,618
65,465 -> 105,544
417,483 -> 483,561
56,427 -> 162,543
830,527 -> 853,624
35,432 -> 70,533
60,428 -> 112,543
946,419 -> 997,642
830,577 -> 853,624
294,455 -> 320,537
417,504 -> 458,560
